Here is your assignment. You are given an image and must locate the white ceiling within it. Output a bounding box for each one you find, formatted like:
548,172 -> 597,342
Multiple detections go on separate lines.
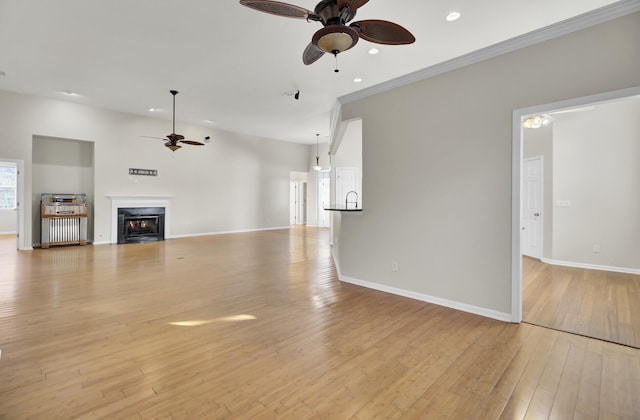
0,0 -> 621,144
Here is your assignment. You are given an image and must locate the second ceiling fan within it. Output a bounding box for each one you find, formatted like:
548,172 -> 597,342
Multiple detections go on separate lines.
239,0 -> 415,66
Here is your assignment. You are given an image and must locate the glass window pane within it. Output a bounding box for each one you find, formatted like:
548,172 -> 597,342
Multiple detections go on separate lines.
0,165 -> 17,209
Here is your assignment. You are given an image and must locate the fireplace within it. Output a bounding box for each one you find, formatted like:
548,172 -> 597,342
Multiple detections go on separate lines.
117,207 -> 165,244
107,196 -> 171,245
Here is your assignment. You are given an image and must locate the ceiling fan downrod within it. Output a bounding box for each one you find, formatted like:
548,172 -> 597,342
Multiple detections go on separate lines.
170,90 -> 178,135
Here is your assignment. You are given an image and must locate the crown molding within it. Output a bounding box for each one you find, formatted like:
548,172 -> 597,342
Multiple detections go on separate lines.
339,0 -> 640,105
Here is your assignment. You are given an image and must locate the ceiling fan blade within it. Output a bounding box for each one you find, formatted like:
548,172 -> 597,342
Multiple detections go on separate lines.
337,0 -> 370,11
351,20 -> 416,45
303,42 -> 325,65
179,140 -> 205,146
239,0 -> 316,19
167,133 -> 185,141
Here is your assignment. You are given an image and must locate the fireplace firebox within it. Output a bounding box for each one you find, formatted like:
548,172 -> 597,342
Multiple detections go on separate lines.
117,207 -> 165,244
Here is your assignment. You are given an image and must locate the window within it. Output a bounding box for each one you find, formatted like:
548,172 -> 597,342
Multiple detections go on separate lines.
0,164 -> 17,209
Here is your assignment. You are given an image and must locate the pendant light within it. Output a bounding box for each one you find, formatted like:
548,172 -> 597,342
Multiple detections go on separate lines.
313,134 -> 322,171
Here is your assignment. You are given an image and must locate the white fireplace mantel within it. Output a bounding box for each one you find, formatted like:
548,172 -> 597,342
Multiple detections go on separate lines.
107,196 -> 172,244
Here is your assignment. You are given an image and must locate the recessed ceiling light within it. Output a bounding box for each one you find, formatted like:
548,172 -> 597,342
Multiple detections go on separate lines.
61,90 -> 78,96
368,48 -> 379,55
353,78 -> 363,83
446,11 -> 461,22
148,108 -> 157,112
204,119 -> 216,124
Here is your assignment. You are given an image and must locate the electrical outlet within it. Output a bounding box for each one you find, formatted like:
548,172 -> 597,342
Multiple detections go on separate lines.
593,244 -> 601,253
391,261 -> 399,272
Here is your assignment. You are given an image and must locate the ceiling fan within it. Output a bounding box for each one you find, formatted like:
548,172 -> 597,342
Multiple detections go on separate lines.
144,90 -> 205,152
239,0 -> 415,67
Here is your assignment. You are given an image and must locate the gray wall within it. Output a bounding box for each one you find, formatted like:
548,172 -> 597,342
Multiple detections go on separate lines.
337,12 -> 640,315
0,90 -> 310,248
32,136 -> 94,244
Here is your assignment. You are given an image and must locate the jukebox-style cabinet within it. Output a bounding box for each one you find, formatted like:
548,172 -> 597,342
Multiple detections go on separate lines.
40,193 -> 88,248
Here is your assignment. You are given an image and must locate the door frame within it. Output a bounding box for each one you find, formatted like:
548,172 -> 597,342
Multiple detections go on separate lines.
511,85 -> 640,323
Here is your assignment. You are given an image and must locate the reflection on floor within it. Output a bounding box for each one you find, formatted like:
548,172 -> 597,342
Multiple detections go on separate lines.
523,256 -> 640,348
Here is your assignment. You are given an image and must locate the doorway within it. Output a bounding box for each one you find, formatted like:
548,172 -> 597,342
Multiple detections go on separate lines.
317,170 -> 330,228
522,157 -> 543,259
0,159 -> 25,250
513,86 -> 640,347
290,172 -> 308,226
335,167 -> 358,209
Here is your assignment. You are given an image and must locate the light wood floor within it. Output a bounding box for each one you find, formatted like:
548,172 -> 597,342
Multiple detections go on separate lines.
523,256 -> 640,349
1,230 -> 639,418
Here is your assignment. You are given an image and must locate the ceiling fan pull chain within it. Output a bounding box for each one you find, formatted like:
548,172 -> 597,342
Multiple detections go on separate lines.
333,51 -> 340,73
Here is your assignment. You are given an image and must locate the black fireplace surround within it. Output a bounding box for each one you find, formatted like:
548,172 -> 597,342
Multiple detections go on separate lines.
117,207 -> 165,244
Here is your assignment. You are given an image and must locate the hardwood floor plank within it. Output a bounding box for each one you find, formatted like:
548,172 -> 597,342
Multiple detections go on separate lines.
0,233 -> 639,418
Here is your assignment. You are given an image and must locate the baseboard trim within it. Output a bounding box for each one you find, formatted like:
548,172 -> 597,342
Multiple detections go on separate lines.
540,257 -> 640,275
335,275 -> 510,324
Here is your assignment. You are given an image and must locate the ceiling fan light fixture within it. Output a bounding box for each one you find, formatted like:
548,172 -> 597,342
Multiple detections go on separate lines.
523,114 -> 551,129
313,25 -> 359,54
313,133 -> 322,171
165,143 -> 182,151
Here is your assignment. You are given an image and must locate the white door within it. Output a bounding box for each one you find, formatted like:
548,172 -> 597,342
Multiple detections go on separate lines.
317,171 -> 330,227
336,167 -> 358,208
300,182 -> 307,224
289,182 -> 298,224
522,157 -> 543,259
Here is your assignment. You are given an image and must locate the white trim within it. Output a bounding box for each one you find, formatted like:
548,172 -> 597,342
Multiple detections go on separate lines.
512,85 -> 640,325
170,226 -> 291,239
106,196 -> 172,244
339,1 -> 640,105
339,274 -> 512,323
541,257 -> 640,275
0,231 -> 17,235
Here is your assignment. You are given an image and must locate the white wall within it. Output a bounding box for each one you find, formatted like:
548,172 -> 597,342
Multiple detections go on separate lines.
331,119 -> 363,205
0,90 -> 309,247
552,98 -> 640,270
337,12 -> 640,316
